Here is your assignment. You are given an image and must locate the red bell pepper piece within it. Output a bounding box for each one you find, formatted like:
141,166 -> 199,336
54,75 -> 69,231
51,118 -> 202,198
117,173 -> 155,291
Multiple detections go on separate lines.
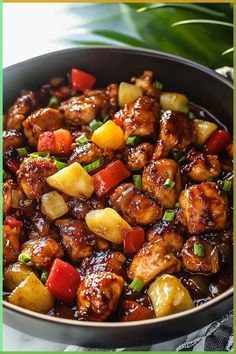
205,130 -> 231,155
92,160 -> 131,197
123,226 -> 145,254
113,115 -> 123,128
5,216 -> 23,229
37,129 -> 73,155
46,259 -> 80,303
71,68 -> 96,91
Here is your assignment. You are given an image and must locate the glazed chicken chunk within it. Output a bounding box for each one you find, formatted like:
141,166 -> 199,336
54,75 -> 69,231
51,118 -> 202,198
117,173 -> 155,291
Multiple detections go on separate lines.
109,183 -> 163,225
77,271 -> 124,321
69,141 -> 103,165
154,110 -> 193,158
147,227 -> 184,253
23,108 -> 64,146
21,237 -> 64,269
131,70 -> 161,100
142,158 -> 182,208
17,157 -> 57,200
183,150 -> 221,182
3,223 -> 22,266
128,236 -> 181,284
114,96 -> 160,139
79,250 -> 126,277
68,196 -> 105,220
178,182 -> 229,234
3,130 -> 25,153
181,236 -> 220,274
124,142 -> 154,172
56,219 -> 99,262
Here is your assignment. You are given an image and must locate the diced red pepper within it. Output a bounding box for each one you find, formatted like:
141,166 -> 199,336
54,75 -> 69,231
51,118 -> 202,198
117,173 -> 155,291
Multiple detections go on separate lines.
113,115 -> 123,128
37,129 -> 73,155
123,226 -> 145,254
46,259 -> 80,303
92,160 -> 131,197
205,130 -> 231,155
5,216 -> 23,229
71,68 -> 96,91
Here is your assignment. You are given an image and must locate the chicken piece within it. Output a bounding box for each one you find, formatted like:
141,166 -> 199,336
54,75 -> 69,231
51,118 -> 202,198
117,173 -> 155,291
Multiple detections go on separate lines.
178,182 -> 229,234
109,183 -> 163,226
183,150 -> 221,182
154,110 -> 193,159
55,219 -> 98,262
131,70 -> 161,100
124,142 -> 154,172
26,210 -> 58,240
17,157 -> 57,200
114,96 -> 160,139
21,237 -> 64,269
79,250 -> 126,277
120,300 -> 154,321
142,159 -> 182,208
3,180 -> 16,217
23,108 -> 64,146
128,236 -> 182,284
68,195 -> 105,219
3,224 -> 21,266
60,84 -> 118,127
3,130 -> 25,153
77,271 -> 124,321
181,236 -> 220,274
69,142 -> 103,165
5,90 -> 48,131
147,226 -> 183,253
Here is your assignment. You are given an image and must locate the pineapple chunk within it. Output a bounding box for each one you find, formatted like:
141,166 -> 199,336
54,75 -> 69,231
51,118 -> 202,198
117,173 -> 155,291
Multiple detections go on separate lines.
160,92 -> 188,112
193,119 -> 217,146
46,162 -> 94,199
41,191 -> 69,220
148,274 -> 194,318
4,262 -> 37,292
85,208 -> 132,244
91,120 -> 125,150
118,82 -> 143,107
8,272 -> 54,314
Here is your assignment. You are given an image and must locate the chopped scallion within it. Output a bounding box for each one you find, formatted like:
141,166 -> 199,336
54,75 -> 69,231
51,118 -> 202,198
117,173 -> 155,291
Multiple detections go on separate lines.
76,135 -> 89,146
175,202 -> 180,208
126,136 -> 141,146
206,177 -> 215,182
84,157 -> 104,173
133,175 -> 142,191
16,147 -> 28,157
164,178 -> 175,189
162,210 -> 175,222
89,119 -> 103,132
30,151 -> 50,158
102,115 -> 109,123
54,160 -> 67,170
41,271 -> 49,284
18,253 -> 31,265
48,96 -> 59,107
223,180 -> 232,192
189,112 -> 196,119
129,276 -> 144,293
178,156 -> 186,163
153,81 -> 163,90
178,106 -> 189,114
194,243 -> 205,257
6,240 -> 11,248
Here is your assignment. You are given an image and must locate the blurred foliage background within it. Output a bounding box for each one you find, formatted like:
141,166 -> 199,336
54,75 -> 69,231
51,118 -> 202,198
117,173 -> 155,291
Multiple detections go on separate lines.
65,3 -> 233,69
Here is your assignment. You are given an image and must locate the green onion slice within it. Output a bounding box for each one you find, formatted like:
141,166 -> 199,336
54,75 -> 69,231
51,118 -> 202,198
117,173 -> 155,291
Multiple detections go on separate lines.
89,119 -> 103,132
84,157 -> 104,173
126,136 -> 141,146
194,243 -> 205,257
18,253 -> 32,265
133,175 -> 142,191
162,210 -> 175,222
153,81 -> 163,90
102,115 -> 109,123
6,240 -> 11,248
54,160 -> 67,170
171,151 -> 185,163
178,106 -> 189,114
189,112 -> 196,119
16,147 -> 28,157
164,178 -> 175,189
76,135 -> 89,146
129,276 -> 144,293
41,271 -> 49,284
3,169 -> 7,180
175,202 -> 180,208
223,180 -> 232,192
48,96 -> 59,107
30,151 -> 50,158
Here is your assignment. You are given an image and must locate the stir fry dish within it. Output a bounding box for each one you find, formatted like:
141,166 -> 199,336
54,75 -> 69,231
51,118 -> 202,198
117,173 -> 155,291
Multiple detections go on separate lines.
3,69 -> 233,322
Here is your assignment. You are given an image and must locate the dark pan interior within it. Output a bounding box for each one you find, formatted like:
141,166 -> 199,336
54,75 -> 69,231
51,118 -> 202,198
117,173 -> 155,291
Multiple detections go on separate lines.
3,47 -> 233,348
